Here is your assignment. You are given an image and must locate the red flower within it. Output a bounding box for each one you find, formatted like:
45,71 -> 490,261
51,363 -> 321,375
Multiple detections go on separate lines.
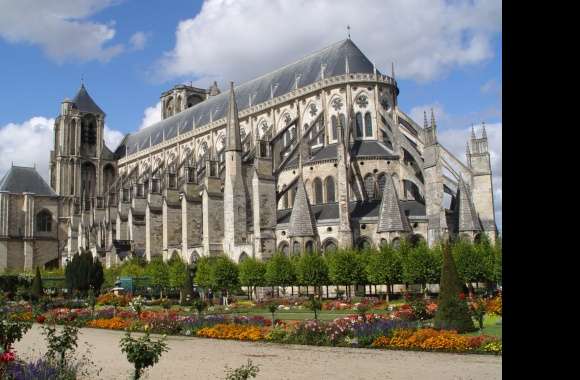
36,315 -> 46,324
458,293 -> 466,300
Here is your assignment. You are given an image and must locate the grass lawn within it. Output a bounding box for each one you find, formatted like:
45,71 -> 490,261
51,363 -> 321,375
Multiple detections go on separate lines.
465,315 -> 502,338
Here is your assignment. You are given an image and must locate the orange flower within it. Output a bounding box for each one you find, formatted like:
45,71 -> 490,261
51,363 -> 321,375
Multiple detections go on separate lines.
87,317 -> 130,330
196,324 -> 269,341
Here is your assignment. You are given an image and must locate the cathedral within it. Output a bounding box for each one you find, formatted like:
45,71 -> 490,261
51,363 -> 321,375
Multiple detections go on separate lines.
0,39 -> 496,271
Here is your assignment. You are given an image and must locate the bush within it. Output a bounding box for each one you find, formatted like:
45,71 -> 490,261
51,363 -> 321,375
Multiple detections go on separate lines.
434,243 -> 475,333
119,332 -> 168,380
225,359 -> 260,380
41,322 -> 79,368
30,267 -> 43,302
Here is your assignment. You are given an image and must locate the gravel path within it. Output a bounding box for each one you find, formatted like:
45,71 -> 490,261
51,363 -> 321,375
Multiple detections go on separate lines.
15,325 -> 501,380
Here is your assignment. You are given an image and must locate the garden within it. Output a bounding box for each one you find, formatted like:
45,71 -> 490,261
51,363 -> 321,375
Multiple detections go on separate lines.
1,237 -> 502,379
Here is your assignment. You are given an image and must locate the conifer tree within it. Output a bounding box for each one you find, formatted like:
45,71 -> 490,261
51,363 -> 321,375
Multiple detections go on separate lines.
30,266 -> 43,301
434,242 -> 476,333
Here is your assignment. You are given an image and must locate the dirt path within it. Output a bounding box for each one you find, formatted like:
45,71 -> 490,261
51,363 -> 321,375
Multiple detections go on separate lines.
15,325 -> 501,380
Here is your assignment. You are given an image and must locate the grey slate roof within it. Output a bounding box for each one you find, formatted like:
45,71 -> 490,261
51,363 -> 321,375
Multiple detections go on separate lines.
0,166 -> 57,196
377,174 -> 410,232
72,84 -> 105,115
278,199 -> 425,224
287,177 -> 317,237
457,178 -> 482,232
115,39 -> 378,158
288,140 -> 397,167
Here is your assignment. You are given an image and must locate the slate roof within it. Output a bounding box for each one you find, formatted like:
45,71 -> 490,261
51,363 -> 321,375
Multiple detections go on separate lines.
287,177 -> 317,237
72,84 -> 105,115
377,174 -> 410,232
115,39 -> 379,158
278,199 -> 425,224
0,166 -> 57,196
288,140 -> 397,167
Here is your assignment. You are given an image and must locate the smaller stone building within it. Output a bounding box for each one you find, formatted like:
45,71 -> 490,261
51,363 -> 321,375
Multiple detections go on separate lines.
0,165 -> 61,271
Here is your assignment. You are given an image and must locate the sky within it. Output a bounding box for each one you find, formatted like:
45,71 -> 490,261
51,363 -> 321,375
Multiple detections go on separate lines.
0,0 -> 502,230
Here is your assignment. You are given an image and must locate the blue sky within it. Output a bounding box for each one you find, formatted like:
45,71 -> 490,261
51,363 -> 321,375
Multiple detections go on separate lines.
0,0 -> 502,228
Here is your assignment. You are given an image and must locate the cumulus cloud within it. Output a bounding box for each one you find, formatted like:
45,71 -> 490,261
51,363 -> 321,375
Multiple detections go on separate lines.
0,0 -> 124,63
0,117 -> 124,183
129,31 -> 149,51
438,123 -> 502,232
155,0 -> 501,84
139,101 -> 162,130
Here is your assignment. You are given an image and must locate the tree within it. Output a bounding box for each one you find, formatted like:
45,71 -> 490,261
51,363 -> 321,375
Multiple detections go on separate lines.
167,256 -> 188,303
194,257 -> 216,295
211,256 -> 239,302
326,250 -> 367,298
90,258 -> 105,294
366,245 -> 403,300
295,252 -> 328,297
493,238 -> 502,285
433,242 -> 476,333
30,266 -> 43,301
119,258 -> 146,278
265,253 -> 295,296
401,241 -> 439,292
238,258 -> 266,300
145,257 -> 169,299
64,250 -> 104,296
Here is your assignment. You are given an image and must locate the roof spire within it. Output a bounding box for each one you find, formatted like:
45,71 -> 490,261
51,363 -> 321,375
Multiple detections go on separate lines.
287,177 -> 317,238
481,121 -> 487,139
423,111 -> 428,129
391,62 -> 395,79
430,108 -> 436,129
471,124 -> 476,139
225,81 -> 242,152
347,25 -> 351,39
465,141 -> 470,156
377,174 -> 409,232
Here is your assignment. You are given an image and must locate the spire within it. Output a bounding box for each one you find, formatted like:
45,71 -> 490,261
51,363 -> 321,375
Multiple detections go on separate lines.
481,121 -> 487,139
72,84 -> 104,115
225,82 -> 242,152
208,81 -> 221,96
430,108 -> 436,129
347,25 -> 351,39
377,174 -> 409,232
287,177 -> 317,237
423,111 -> 428,129
391,62 -> 395,79
465,141 -> 471,156
471,124 -> 476,139
457,177 -> 482,232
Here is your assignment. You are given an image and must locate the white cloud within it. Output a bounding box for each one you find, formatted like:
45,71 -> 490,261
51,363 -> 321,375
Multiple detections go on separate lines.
0,117 -> 125,183
0,0 -> 124,63
139,101 -> 162,130
438,122 -> 502,232
129,31 -> 149,51
155,0 -> 501,84
104,125 -> 125,151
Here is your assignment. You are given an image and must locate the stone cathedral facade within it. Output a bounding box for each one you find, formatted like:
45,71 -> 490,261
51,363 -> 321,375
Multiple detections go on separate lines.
0,39 -> 496,271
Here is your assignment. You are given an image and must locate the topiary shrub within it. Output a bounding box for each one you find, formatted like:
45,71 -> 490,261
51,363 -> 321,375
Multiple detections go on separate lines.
433,242 -> 476,333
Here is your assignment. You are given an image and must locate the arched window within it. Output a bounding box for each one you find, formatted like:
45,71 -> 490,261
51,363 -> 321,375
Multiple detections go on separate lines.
357,238 -> 372,250
331,115 -> 338,141
364,112 -> 373,137
292,241 -> 301,256
323,239 -> 338,253
313,178 -> 323,204
355,113 -> 363,138
325,177 -> 335,203
364,174 -> 375,200
377,173 -> 386,199
391,237 -> 401,248
239,252 -> 249,263
281,243 -> 290,256
305,240 -> 314,253
36,210 -> 52,232
288,188 -> 295,208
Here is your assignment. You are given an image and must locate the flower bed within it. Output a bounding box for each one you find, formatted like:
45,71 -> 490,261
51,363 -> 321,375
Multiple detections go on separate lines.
196,323 -> 268,341
372,328 -> 501,354
87,316 -> 131,330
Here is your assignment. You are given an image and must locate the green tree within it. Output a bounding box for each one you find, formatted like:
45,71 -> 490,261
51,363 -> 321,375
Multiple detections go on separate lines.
90,258 -> 105,294
434,242 -> 476,333
119,258 -> 146,278
145,257 -> 169,299
265,252 -> 295,296
295,252 -> 328,297
64,249 -> 99,296
366,245 -> 402,300
327,249 -> 367,298
194,257 -> 216,292
167,256 -> 189,303
493,238 -> 502,285
401,241 -> 439,292
238,257 -> 266,300
211,256 -> 239,301
30,266 -> 43,301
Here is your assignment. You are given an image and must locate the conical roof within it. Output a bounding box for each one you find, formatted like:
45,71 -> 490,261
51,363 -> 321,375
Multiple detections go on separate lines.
72,84 -> 105,115
377,174 -> 409,232
225,82 -> 242,152
0,166 -> 56,196
288,178 -> 317,237
457,177 -> 482,232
